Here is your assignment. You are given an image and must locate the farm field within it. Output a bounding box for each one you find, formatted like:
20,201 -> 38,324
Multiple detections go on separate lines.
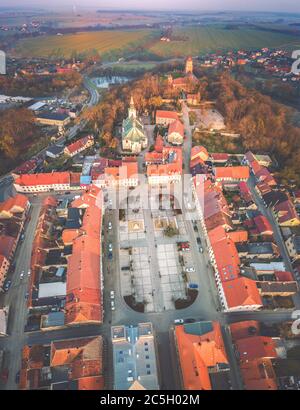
14,30 -> 154,58
150,26 -> 300,57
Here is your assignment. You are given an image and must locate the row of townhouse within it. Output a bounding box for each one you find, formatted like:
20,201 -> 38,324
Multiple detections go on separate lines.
192,176 -> 263,312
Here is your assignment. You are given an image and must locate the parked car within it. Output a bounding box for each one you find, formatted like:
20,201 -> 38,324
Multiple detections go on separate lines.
27,270 -> 31,277
111,300 -> 115,311
184,318 -> 196,324
174,319 -> 184,324
108,221 -> 112,230
110,291 -> 115,299
199,247 -> 203,253
108,251 -> 113,260
15,371 -> 20,384
20,271 -> 25,280
108,243 -> 113,252
185,267 -> 195,273
25,292 -> 29,300
3,280 -> 12,292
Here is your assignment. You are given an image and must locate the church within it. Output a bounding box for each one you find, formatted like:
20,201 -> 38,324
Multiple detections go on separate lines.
122,96 -> 148,154
168,57 -> 199,94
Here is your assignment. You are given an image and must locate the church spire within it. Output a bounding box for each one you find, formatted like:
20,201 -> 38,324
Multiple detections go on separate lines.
130,95 -> 134,107
128,95 -> 137,119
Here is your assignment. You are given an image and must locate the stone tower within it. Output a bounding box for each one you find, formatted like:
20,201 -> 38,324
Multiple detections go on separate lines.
185,57 -> 193,74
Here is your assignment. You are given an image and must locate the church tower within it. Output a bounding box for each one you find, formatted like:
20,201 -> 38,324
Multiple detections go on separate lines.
128,95 -> 137,119
185,57 -> 193,74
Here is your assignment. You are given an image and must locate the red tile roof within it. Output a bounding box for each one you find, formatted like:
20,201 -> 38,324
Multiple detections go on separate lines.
210,153 -> 229,162
228,230 -> 248,243
0,194 -> 29,215
240,358 -> 277,390
13,159 -> 37,174
191,146 -> 209,162
65,205 -> 102,324
236,336 -> 277,362
214,166 -> 250,181
156,110 -> 179,122
65,135 -> 94,156
154,134 -> 164,153
253,215 -> 273,235
230,321 -> 260,341
274,270 -> 294,282
222,277 -> 262,309
274,200 -> 300,225
14,172 -> 71,187
0,236 -> 16,260
239,181 -> 253,203
168,119 -> 184,136
208,228 -> 241,282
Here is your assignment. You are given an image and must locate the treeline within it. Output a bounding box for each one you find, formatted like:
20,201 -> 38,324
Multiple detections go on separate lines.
0,107 -> 43,175
0,71 -> 83,97
205,72 -> 300,185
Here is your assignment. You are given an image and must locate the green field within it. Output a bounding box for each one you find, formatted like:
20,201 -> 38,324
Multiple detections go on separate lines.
150,26 -> 300,57
14,30 -> 153,58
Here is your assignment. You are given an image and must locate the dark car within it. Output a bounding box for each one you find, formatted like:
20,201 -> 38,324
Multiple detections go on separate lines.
184,318 -> 196,324
3,280 -> 12,292
15,371 -> 20,384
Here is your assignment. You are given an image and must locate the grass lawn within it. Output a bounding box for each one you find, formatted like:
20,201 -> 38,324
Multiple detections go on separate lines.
149,26 -> 300,57
14,30 -> 153,58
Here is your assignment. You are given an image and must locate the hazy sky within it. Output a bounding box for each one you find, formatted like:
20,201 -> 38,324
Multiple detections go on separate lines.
1,0 -> 300,13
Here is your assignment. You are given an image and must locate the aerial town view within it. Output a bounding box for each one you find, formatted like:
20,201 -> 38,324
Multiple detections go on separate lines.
1,0 -> 300,401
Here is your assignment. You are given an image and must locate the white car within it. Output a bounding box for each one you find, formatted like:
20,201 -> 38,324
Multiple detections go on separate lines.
110,291 -> 115,299
108,222 -> 112,230
111,300 -> 115,311
174,319 -> 184,324
28,270 -> 31,277
185,267 -> 196,273
108,243 -> 113,252
20,271 -> 25,280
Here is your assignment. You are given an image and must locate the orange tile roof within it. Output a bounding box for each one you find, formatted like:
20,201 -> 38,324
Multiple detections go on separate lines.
71,185 -> 102,208
208,232 -> 241,282
62,229 -> 80,245
228,230 -> 248,243
168,119 -> 184,136
104,162 -> 138,181
191,146 -> 209,162
229,321 -> 260,341
65,195 -> 103,324
175,322 -> 229,390
147,147 -> 182,177
222,277 -> 262,309
145,152 -> 164,164
236,336 -> 277,362
214,166 -> 250,180
65,135 -> 94,155
154,134 -> 164,152
0,194 -> 29,214
77,376 -> 104,390
15,172 -> 71,187
156,110 -> 179,121
241,358 -> 277,390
